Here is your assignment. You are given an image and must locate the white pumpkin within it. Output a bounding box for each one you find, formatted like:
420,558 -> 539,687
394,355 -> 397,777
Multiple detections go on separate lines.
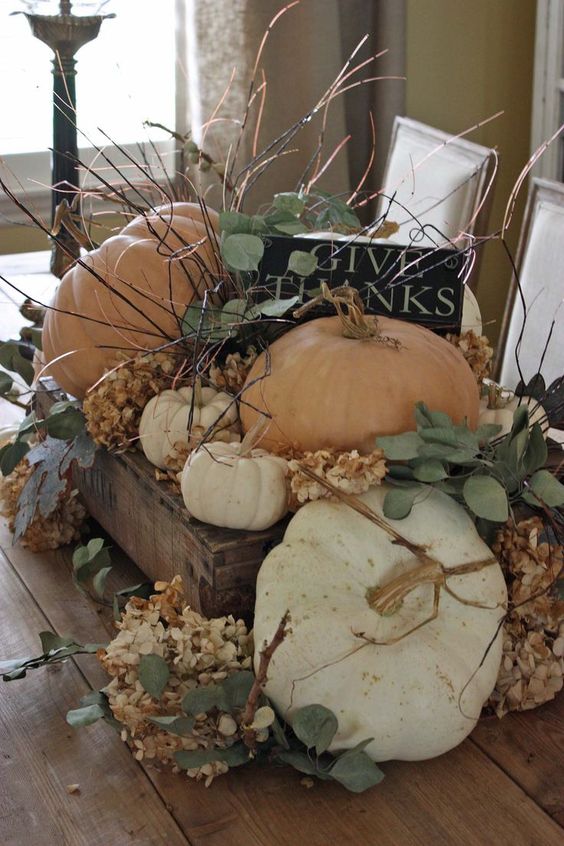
253,485 -> 507,762
181,440 -> 288,531
478,383 -> 548,439
139,383 -> 239,469
461,286 -> 482,335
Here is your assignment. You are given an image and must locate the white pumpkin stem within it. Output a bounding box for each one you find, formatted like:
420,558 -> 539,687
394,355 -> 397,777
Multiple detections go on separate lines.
193,376 -> 203,408
239,416 -> 270,456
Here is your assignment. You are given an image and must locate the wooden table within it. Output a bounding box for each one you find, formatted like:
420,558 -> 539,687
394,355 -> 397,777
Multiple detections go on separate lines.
0,252 -> 563,844
1,522 -> 563,846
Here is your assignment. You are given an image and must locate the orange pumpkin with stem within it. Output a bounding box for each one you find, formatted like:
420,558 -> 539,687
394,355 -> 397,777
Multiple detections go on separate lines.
39,202 -> 220,398
240,285 -> 479,453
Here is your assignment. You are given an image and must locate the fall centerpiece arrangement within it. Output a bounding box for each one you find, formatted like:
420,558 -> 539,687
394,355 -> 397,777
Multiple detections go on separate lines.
0,23 -> 563,794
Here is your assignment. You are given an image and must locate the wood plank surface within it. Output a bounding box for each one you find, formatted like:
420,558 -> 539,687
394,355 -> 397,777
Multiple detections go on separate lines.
0,544 -> 191,846
2,521 -> 563,846
472,699 -> 564,826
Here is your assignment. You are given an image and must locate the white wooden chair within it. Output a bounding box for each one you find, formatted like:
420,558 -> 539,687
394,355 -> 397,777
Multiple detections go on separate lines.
496,177 -> 564,391
377,117 -> 497,289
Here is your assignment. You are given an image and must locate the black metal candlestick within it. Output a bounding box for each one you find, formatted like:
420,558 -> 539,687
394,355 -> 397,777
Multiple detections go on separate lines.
17,1 -> 114,277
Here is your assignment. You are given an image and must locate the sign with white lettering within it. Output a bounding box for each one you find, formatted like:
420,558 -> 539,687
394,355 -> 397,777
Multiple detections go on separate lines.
258,236 -> 466,333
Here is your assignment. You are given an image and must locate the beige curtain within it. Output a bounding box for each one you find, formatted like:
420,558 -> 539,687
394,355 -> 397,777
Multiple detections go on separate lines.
182,0 -> 406,220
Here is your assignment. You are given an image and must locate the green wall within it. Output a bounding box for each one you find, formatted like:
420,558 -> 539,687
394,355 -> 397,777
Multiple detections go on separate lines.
406,0 -> 536,341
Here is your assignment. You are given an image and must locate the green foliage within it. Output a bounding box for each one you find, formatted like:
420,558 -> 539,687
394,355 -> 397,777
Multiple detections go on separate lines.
0,633 -> 104,682
66,690 -> 121,732
376,402 -> 564,537
72,538 -> 112,599
0,339 -> 35,386
138,654 -> 170,700
287,250 -> 318,277
112,581 -> 153,621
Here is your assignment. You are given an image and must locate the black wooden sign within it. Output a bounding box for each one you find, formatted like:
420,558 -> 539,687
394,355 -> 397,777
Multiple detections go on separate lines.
258,235 -> 467,334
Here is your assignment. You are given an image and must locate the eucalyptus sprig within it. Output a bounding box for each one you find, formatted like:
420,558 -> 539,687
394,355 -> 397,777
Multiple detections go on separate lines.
376,402 -> 564,540
218,190 -> 361,277
0,632 -> 104,682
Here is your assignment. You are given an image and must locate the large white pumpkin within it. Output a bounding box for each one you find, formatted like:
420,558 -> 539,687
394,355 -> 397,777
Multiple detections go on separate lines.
139,385 -> 239,469
254,485 -> 507,762
181,441 -> 288,531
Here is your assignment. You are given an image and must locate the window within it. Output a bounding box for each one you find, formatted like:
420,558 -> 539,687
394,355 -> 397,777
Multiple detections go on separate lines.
0,0 -> 179,217
532,0 -> 564,180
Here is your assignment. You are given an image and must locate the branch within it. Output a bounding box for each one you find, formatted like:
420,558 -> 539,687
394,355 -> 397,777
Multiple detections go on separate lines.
241,610 -> 290,750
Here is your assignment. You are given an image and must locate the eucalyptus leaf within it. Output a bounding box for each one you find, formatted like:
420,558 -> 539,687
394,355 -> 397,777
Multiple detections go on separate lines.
175,743 -> 250,769
276,750 -> 317,776
92,566 -> 112,598
291,704 -> 338,755
222,233 -> 264,272
463,475 -> 508,522
0,371 -> 14,394
259,296 -> 300,317
39,632 -> 75,653
522,423 -> 548,476
219,210 -> 252,236
273,220 -> 308,235
524,470 -> 564,507
221,670 -> 255,710
138,653 -> 170,700
418,427 -> 458,447
287,250 -> 318,277
412,459 -> 448,483
66,703 -> 105,728
148,715 -> 195,736
182,684 -> 228,715
329,751 -> 384,793
45,407 -> 85,440
382,486 -> 421,519
0,439 -> 30,476
273,192 -> 306,216
376,431 -> 423,460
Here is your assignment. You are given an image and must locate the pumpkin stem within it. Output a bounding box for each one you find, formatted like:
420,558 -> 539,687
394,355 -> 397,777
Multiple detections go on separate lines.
294,283 -> 401,348
194,376 -> 203,408
367,558 -> 441,613
239,416 -> 270,456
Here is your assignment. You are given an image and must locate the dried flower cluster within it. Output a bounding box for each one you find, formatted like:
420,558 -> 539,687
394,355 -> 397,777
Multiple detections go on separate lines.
209,347 -> 258,395
83,352 -> 183,451
100,577 -> 253,786
446,329 -> 493,384
489,518 -> 564,716
0,459 -> 86,551
285,448 -> 387,510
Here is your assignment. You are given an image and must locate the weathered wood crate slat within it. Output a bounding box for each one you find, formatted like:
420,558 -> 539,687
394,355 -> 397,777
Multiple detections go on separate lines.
35,379 -> 287,620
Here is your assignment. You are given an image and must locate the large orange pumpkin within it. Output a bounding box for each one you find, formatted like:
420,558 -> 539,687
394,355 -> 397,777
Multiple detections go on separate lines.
240,289 -> 479,453
39,203 -> 220,398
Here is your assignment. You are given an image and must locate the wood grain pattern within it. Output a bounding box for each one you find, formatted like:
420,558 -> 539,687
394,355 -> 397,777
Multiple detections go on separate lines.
2,521 -> 563,846
0,544 -> 190,846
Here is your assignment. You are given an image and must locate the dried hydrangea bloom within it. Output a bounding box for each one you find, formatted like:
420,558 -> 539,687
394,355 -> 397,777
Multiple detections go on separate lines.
446,329 -> 493,384
489,519 -> 564,716
100,577 -> 253,786
0,459 -> 86,552
83,351 -> 181,451
209,346 -> 258,395
286,448 -> 387,510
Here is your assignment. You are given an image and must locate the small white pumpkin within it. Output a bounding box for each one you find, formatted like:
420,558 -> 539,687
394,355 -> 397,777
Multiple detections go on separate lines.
254,484 -> 507,762
461,286 -> 482,335
139,382 -> 239,469
478,382 -> 548,439
181,439 -> 288,531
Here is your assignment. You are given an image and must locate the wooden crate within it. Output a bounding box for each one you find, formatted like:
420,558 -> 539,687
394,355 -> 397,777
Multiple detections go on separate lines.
35,379 -> 287,620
